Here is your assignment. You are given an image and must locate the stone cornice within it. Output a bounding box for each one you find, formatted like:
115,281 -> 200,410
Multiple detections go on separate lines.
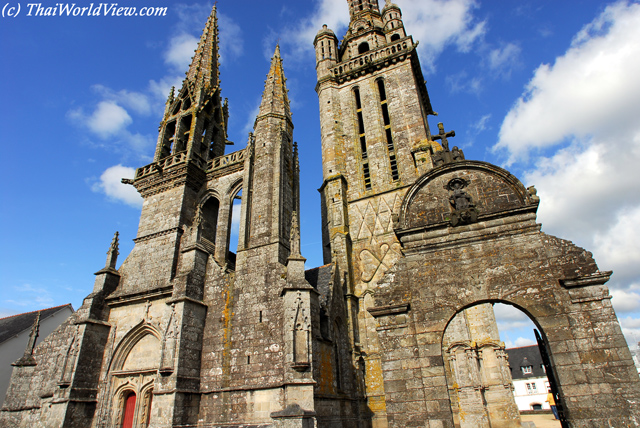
368,303 -> 410,318
106,286 -> 173,306
133,227 -> 182,244
560,271 -> 612,288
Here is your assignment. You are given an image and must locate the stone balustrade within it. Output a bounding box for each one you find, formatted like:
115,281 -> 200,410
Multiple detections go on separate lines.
207,149 -> 246,171
135,149 -> 246,181
331,39 -> 411,78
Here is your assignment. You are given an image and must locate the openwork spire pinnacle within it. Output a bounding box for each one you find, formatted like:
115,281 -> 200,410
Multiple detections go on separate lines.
186,4 -> 220,89
256,44 -> 291,123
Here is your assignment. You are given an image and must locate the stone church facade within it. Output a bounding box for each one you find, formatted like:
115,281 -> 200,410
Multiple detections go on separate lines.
2,1 -> 639,427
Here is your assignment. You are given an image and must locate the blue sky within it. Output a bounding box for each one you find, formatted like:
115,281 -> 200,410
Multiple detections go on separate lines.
1,0 -> 639,350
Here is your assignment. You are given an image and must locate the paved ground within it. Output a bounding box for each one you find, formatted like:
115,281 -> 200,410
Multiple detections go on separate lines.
521,413 -> 562,428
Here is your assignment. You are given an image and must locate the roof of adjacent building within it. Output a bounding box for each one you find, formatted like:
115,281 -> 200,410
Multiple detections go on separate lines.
507,345 -> 547,380
305,264 -> 334,307
0,304 -> 73,345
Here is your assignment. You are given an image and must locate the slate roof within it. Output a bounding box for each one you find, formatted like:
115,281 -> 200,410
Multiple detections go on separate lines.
0,304 -> 73,345
305,264 -> 333,307
507,345 -> 547,380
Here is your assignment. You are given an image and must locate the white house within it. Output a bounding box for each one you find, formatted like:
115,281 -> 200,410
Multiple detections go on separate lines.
507,345 -> 551,411
0,304 -> 74,405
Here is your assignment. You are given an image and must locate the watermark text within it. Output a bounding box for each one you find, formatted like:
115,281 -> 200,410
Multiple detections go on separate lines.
2,3 -> 168,17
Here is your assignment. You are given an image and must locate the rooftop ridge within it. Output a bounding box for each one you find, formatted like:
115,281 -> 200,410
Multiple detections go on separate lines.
0,303 -> 73,322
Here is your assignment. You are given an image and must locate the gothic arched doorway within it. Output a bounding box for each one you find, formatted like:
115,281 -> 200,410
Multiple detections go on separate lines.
121,391 -> 136,428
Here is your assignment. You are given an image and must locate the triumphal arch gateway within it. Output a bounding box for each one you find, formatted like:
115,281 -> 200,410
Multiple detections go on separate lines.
2,1 -> 639,427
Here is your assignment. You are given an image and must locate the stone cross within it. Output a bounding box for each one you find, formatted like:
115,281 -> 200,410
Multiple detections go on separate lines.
432,122 -> 456,152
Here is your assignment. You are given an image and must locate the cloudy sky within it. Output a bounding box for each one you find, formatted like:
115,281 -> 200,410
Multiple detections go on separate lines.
1,0 -> 638,350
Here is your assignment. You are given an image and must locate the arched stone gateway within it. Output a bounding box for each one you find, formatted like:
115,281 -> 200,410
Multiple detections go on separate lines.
368,161 -> 640,427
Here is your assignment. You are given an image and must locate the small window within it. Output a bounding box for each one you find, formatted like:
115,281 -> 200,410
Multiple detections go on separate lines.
532,403 -> 542,410
522,365 -> 533,375
526,382 -> 538,394
358,42 -> 370,54
390,33 -> 401,42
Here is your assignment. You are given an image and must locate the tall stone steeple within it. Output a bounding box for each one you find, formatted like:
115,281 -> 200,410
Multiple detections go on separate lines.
154,4 -> 228,163
256,44 -> 292,124
238,44 -> 296,265
314,0 -> 439,424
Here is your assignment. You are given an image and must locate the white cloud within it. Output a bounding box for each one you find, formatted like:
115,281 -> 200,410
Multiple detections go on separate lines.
92,85 -> 152,115
148,75 -> 184,103
69,101 -> 132,138
166,5 -> 243,70
494,303 -> 536,332
619,316 -> 640,348
494,2 -> 640,347
278,0 -> 483,70
218,12 -> 243,64
165,33 -> 200,71
446,71 -> 483,95
487,42 -> 521,78
400,0 -> 485,67
504,337 -> 537,348
280,0 -> 350,61
92,165 -> 143,208
611,286 -> 640,314
495,1 -> 640,161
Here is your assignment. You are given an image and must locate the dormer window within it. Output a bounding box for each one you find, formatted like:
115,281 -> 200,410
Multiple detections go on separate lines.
522,365 -> 533,375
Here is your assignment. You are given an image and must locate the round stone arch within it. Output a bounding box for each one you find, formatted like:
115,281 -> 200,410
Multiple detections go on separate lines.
367,160 -> 640,427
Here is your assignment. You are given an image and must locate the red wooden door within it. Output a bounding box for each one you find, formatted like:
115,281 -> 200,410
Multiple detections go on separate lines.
122,392 -> 136,428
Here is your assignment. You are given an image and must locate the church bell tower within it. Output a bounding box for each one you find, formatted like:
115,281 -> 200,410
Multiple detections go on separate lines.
314,0 -> 456,425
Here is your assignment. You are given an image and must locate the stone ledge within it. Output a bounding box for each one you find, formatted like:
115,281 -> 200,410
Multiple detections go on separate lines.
270,404 -> 316,419
368,303 -> 410,318
560,271 -> 612,288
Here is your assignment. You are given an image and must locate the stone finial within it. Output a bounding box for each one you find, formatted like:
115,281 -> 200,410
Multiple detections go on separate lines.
256,44 -> 292,123
293,142 -> 300,172
527,186 -> 541,204
13,311 -> 41,367
105,232 -> 120,270
290,211 -> 301,257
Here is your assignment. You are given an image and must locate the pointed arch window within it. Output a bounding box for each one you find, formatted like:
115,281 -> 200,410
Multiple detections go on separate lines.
200,196 -> 220,252
354,87 -> 371,191
377,79 -> 399,181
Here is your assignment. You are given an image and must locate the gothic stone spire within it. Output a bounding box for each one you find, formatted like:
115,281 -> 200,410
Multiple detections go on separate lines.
256,44 -> 292,125
186,4 -> 220,91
